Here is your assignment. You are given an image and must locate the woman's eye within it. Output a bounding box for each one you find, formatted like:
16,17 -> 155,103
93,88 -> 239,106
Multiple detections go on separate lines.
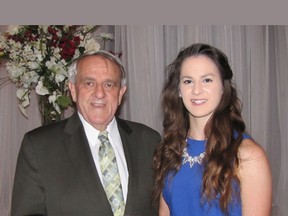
183,79 -> 192,84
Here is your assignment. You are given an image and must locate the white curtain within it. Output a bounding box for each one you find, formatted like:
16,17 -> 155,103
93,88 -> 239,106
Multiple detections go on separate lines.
114,25 -> 165,132
114,25 -> 287,216
1,25 -> 287,216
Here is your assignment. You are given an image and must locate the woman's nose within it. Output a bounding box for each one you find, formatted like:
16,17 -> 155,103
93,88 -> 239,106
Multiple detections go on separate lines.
192,82 -> 203,95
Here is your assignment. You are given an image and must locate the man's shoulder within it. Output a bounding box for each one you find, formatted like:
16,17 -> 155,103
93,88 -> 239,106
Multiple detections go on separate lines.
27,118 -> 68,135
30,112 -> 80,131
26,113 -> 81,139
116,117 -> 161,137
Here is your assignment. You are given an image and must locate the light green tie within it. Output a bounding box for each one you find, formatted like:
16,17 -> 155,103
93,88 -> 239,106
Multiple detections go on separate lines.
98,131 -> 125,216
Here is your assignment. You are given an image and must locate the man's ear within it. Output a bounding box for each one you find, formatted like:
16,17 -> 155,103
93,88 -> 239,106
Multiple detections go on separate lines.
68,82 -> 77,102
118,85 -> 127,105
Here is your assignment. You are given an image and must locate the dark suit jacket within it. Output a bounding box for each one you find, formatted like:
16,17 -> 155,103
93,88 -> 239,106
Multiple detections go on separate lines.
11,113 -> 161,216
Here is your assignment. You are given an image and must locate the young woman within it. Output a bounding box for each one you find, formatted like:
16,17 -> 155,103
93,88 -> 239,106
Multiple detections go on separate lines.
153,43 -> 272,216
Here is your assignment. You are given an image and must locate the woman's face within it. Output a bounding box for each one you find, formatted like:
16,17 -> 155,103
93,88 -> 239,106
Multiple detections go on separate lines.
179,55 -> 223,123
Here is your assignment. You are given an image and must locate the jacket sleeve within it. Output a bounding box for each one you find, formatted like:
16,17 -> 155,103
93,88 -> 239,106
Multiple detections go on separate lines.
11,133 -> 47,216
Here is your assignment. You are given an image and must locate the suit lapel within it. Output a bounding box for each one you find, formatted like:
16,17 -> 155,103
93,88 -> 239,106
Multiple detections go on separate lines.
117,119 -> 139,213
63,113 -> 113,215
62,114 -> 142,215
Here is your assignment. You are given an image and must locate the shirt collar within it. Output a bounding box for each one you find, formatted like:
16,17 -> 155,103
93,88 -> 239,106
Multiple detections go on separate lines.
77,111 -> 117,147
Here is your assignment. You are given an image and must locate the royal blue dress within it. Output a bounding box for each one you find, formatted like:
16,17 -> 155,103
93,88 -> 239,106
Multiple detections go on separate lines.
163,134 -> 250,216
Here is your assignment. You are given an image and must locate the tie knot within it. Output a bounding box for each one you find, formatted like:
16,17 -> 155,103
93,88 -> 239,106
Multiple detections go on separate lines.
98,131 -> 111,155
98,131 -> 109,142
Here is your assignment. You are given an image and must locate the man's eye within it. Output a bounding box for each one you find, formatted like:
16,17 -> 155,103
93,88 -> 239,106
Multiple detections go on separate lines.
84,81 -> 94,87
104,82 -> 115,88
203,78 -> 212,83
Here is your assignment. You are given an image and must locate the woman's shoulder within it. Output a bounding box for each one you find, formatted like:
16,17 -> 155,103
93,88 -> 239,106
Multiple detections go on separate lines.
237,137 -> 271,179
238,137 -> 266,162
237,136 -> 272,215
237,137 -> 272,190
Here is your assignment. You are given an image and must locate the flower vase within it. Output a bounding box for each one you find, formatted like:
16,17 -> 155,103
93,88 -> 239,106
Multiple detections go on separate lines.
39,95 -> 64,125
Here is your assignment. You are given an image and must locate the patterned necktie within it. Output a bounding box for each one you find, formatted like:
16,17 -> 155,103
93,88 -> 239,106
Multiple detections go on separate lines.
98,131 -> 125,216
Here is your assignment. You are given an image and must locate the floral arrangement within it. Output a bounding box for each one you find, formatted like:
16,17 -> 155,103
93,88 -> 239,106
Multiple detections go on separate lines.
0,25 -> 115,124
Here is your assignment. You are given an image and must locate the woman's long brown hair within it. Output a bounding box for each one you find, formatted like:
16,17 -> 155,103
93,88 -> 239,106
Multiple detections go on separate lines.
153,43 -> 245,214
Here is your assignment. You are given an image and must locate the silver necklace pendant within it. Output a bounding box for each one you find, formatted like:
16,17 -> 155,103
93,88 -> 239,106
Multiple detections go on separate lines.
182,147 -> 205,168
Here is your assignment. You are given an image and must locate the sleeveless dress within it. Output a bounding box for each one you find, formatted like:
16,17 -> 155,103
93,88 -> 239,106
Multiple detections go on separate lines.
162,134 -> 250,216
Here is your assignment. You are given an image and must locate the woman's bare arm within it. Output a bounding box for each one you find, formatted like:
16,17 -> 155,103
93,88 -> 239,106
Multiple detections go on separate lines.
238,138 -> 272,216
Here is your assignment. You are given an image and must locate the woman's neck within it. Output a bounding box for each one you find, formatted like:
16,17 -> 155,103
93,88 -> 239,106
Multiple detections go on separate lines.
188,118 -> 207,140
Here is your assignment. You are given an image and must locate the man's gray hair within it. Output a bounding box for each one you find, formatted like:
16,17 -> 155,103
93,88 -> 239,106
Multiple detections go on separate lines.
68,50 -> 127,87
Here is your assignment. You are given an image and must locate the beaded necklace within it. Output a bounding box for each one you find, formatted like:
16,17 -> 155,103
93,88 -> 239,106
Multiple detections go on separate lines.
182,138 -> 206,168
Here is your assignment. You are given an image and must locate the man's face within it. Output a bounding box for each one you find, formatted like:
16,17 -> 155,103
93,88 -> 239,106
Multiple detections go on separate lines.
69,55 -> 126,131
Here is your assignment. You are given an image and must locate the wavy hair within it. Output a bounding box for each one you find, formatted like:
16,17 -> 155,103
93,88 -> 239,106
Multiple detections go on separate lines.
153,43 -> 245,214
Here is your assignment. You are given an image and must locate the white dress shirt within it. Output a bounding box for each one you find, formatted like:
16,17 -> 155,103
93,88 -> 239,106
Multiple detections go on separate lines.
78,112 -> 129,201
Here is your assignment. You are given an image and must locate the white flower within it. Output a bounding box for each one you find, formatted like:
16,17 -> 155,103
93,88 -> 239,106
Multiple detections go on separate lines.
1,25 -> 113,120
98,33 -> 114,40
63,26 -> 70,31
60,59 -> 67,67
52,48 -> 61,59
45,58 -> 56,69
27,62 -> 40,70
73,49 -> 81,59
6,25 -> 20,35
21,95 -> 30,107
16,88 -> 28,101
55,74 -> 65,83
82,25 -> 95,32
54,102 -> 61,114
36,52 -> 43,62
6,63 -> 24,80
16,88 -> 30,117
56,31 -> 62,38
21,71 -> 39,88
84,38 -> 100,53
0,35 -> 6,50
35,80 -> 49,95
48,93 -> 57,103
18,104 -> 28,118
40,25 -> 49,33
48,92 -> 61,114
